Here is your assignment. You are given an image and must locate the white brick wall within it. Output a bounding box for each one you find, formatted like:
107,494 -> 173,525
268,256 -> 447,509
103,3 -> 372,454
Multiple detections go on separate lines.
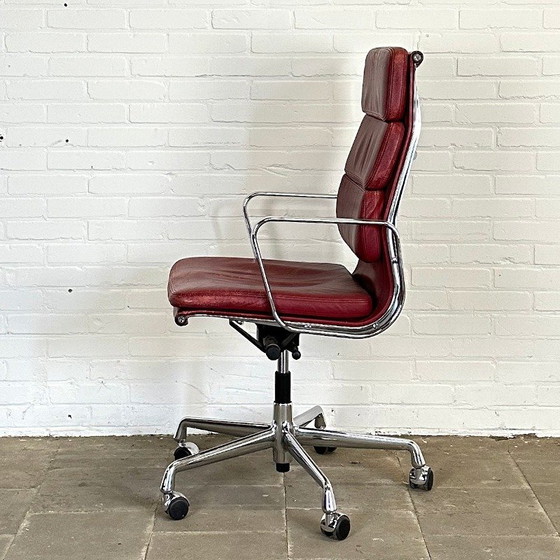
1,0 -> 559,437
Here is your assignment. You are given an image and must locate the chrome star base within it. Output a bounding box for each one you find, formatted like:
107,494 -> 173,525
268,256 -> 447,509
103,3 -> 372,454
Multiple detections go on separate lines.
160,351 -> 433,540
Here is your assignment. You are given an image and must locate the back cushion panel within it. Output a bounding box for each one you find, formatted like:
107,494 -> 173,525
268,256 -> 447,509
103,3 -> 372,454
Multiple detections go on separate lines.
336,174 -> 386,262
336,46 -> 411,264
345,116 -> 405,191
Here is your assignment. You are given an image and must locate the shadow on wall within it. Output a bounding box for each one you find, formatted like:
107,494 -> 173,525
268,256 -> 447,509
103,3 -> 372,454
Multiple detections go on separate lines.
210,54 -> 359,267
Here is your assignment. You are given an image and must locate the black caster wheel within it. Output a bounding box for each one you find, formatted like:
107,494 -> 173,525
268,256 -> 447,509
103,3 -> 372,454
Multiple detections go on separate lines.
409,466 -> 434,491
164,492 -> 190,521
314,446 -> 337,455
320,513 -> 351,541
173,447 -> 191,460
173,442 -> 199,461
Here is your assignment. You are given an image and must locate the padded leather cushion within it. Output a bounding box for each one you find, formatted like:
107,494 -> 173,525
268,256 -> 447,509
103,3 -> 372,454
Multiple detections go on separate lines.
337,47 -> 410,262
345,116 -> 405,191
168,256 -> 374,321
336,174 -> 386,263
362,46 -> 409,121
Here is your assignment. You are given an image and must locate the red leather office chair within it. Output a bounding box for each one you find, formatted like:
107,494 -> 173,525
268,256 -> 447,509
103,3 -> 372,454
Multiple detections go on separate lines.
160,47 -> 431,541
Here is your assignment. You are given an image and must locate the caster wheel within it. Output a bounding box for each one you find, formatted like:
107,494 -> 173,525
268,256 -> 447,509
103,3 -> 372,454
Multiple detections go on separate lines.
314,446 -> 337,455
164,492 -> 190,521
173,442 -> 199,461
409,466 -> 434,491
320,512 -> 351,541
173,447 -> 191,460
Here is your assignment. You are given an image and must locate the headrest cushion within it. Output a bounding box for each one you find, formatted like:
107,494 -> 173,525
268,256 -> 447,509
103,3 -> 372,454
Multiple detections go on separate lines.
361,47 -> 409,121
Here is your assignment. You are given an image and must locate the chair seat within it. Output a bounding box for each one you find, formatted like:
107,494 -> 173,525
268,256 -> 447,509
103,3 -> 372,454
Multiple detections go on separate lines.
168,256 -> 374,321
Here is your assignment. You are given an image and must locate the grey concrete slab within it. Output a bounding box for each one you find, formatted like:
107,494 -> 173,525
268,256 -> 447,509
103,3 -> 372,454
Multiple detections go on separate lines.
291,451 -> 405,485
52,436 -> 174,469
400,453 -> 529,489
0,438 -> 60,453
416,487 -> 557,537
0,438 -> 59,491
411,486 -> 480,515
54,435 -> 173,456
0,490 -> 35,534
546,512 -> 560,534
286,478 -> 412,510
0,536 -> 13,560
523,484 -> 560,514
153,508 -> 286,532
298,444 -> 402,467
410,486 -> 543,515
425,535 -> 560,560
1,435 -> 560,560
178,483 -> 285,509
503,436 -> 560,462
30,467 -> 162,513
0,453 -> 52,490
52,454 -> 170,470
170,454 -> 283,486
147,531 -> 288,560
411,436 -> 505,457
287,509 -> 429,560
4,512 -> 153,560
418,511 -> 555,539
515,460 -> 560,485
530,484 -> 560,532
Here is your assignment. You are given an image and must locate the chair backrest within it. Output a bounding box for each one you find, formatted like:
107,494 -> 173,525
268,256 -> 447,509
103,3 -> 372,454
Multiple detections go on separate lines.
336,47 -> 415,264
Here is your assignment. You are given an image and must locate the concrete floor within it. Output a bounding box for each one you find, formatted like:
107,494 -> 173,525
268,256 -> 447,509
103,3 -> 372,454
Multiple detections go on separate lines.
0,435 -> 559,560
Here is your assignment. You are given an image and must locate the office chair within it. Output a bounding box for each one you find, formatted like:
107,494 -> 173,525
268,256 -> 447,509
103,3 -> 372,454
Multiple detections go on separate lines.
160,47 -> 432,541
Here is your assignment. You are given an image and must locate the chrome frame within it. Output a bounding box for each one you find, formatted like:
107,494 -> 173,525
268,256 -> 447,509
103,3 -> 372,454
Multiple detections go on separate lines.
249,216 -> 403,337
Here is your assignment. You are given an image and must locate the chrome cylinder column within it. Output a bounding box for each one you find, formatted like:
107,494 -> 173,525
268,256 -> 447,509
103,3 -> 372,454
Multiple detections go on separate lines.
273,350 -> 292,466
273,403 -> 292,465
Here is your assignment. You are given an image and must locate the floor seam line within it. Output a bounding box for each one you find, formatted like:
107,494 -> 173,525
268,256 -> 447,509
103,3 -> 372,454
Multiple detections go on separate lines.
283,470 -> 291,560
508,448 -> 560,538
400,452 -> 433,560
142,505 -> 157,560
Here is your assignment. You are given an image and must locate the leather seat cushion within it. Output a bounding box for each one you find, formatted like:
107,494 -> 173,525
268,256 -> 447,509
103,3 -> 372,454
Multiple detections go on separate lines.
168,256 -> 374,321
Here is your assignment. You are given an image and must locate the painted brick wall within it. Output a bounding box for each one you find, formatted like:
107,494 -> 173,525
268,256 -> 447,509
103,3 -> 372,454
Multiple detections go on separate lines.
1,0 -> 559,436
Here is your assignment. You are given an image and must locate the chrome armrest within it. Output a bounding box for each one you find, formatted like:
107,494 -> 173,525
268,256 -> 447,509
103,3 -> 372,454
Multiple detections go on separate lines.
242,191 -> 337,236
247,215 -> 403,336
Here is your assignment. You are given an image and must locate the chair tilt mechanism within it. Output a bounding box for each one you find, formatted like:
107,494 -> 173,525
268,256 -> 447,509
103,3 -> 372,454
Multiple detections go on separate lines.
160,47 -> 432,541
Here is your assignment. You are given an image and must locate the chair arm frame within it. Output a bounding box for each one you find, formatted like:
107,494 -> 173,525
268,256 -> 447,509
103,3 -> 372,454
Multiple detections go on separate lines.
242,191 -> 337,238
246,214 -> 405,339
